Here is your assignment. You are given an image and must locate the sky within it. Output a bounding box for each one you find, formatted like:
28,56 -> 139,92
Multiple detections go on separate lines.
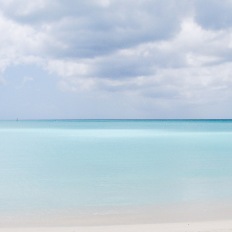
1,0 -> 232,119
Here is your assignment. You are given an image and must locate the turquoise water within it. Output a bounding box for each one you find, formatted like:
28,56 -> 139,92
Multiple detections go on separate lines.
1,120 -> 232,219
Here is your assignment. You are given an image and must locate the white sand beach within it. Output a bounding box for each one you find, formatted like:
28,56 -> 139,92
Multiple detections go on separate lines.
1,220 -> 232,232
1,202 -> 232,231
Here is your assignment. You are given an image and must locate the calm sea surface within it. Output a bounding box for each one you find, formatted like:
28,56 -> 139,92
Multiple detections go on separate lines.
1,120 -> 232,220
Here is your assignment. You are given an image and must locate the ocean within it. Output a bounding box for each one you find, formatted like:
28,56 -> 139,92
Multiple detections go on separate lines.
1,120 -> 232,225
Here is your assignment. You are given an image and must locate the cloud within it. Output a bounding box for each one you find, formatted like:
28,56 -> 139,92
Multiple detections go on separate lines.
1,0 -> 232,118
0,0 -> 189,83
0,12 -> 51,73
0,0 -> 57,23
194,0 -> 232,30
44,19 -> 232,98
0,0 -> 188,58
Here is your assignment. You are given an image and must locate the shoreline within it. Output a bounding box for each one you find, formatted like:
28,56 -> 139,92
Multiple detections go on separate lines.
1,201 -> 232,228
1,220 -> 232,232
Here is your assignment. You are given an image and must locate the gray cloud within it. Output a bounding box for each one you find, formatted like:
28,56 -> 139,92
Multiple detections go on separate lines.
194,0 -> 232,30
91,44 -> 185,80
1,0 -> 232,118
53,1 -> 186,58
0,0 -> 188,58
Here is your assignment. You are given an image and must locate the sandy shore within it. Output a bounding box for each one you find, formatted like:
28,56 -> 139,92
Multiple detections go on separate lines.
1,202 -> 232,231
1,220 -> 232,232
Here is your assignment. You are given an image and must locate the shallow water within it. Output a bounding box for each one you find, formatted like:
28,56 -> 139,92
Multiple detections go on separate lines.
1,120 -> 232,224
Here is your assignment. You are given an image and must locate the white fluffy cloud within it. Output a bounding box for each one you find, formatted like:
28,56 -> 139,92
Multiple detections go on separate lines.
0,12 -> 51,71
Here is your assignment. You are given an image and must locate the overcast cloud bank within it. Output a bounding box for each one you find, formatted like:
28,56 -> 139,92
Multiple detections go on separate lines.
1,0 -> 232,118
